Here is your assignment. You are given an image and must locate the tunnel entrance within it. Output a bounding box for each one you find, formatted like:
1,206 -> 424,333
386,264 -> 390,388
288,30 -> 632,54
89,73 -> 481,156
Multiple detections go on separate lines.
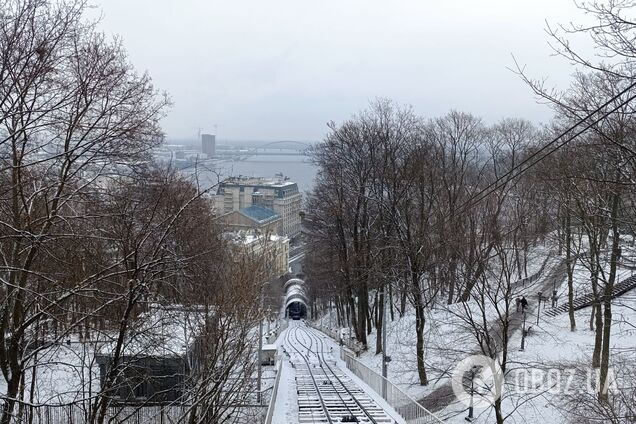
286,301 -> 307,320
284,278 -> 308,320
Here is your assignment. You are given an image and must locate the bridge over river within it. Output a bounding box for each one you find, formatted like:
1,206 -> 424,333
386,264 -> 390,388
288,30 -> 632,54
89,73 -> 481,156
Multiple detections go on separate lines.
216,140 -> 311,160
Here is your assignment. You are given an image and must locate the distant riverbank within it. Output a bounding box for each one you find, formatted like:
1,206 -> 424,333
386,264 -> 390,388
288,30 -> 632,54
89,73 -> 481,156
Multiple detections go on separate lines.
181,154 -> 317,197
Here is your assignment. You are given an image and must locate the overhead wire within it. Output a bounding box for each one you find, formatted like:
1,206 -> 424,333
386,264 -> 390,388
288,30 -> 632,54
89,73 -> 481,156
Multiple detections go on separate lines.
454,80 -> 636,215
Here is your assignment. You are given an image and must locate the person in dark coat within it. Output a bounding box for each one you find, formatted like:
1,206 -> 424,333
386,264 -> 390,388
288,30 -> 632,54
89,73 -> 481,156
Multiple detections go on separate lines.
520,296 -> 528,312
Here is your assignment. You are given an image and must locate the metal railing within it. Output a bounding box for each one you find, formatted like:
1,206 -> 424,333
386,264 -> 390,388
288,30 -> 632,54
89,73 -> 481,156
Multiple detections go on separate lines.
512,254 -> 551,288
278,319 -> 288,336
0,404 -> 193,424
266,319 -> 288,344
1,402 -> 269,424
340,350 -> 444,424
307,322 -> 361,353
264,360 -> 283,424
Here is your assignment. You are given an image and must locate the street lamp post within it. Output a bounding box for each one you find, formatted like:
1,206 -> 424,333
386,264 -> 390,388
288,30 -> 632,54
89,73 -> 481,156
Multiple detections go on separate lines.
520,312 -> 527,351
466,367 -> 476,421
381,284 -> 389,399
536,291 -> 542,325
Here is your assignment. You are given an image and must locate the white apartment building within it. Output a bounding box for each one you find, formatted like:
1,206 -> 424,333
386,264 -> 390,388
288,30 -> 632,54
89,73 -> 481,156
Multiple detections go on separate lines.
216,176 -> 302,238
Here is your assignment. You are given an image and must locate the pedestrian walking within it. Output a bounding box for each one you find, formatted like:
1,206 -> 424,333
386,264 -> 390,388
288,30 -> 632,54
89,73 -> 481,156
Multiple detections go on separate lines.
515,297 -> 521,312
521,296 -> 528,312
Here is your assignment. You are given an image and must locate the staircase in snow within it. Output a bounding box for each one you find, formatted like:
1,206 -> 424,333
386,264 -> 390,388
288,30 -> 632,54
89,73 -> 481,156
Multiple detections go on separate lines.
545,274 -> 636,317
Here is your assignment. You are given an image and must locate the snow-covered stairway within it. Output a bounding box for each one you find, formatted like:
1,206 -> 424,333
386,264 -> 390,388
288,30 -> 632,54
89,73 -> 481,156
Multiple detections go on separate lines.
545,274 -> 636,317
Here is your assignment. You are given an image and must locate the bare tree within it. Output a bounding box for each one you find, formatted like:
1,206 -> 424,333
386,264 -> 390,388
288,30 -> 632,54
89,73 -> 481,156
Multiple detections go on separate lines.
0,0 -> 169,421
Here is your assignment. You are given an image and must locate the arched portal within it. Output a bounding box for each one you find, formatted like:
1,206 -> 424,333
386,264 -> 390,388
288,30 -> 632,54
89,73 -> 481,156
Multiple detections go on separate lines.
284,278 -> 304,291
284,282 -> 307,319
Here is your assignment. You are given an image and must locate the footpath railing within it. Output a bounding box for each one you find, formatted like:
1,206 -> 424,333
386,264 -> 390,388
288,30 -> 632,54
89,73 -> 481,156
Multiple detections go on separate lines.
264,359 -> 283,424
266,319 -> 288,344
307,322 -> 362,353
340,350 -> 444,424
275,319 -> 288,339
512,254 -> 551,288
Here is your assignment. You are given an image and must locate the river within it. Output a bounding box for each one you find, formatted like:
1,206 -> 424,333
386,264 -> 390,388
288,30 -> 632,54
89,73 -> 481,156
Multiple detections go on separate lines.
182,154 -> 318,197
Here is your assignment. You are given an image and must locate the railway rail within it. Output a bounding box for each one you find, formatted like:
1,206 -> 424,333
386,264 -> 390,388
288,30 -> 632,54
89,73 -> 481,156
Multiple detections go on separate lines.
283,322 -> 394,423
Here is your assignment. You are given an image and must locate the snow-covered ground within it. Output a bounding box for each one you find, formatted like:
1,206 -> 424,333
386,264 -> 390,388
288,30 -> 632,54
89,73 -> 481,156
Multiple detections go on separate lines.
312,238 -> 636,423
315,243 -> 558,398
19,341 -> 100,405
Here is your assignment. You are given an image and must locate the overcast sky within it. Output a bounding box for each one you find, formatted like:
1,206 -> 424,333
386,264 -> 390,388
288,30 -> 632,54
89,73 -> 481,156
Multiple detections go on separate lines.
97,0 -> 589,142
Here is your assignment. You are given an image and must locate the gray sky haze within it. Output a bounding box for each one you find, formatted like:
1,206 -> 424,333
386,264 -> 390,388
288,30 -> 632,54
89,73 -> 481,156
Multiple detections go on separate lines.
97,0 -> 589,141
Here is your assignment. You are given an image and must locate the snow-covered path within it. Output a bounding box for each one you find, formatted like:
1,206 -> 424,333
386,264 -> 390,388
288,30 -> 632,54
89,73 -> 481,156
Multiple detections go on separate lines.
419,255 -> 569,413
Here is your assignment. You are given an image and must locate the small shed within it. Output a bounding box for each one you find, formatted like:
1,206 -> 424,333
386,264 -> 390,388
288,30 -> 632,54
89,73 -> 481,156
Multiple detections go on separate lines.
260,343 -> 278,365
95,304 -> 204,404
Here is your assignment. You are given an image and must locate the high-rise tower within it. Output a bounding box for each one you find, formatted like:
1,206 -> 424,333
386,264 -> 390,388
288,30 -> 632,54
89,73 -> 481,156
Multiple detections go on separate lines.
201,133 -> 216,157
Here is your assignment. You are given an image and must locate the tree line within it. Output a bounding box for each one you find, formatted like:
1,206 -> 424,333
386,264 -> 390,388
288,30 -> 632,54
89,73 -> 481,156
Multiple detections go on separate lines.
0,1 -> 268,423
303,2 -> 636,422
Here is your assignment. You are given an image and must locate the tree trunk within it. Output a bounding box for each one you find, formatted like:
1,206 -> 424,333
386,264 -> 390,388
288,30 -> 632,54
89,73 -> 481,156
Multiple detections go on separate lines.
447,258 -> 456,304
375,289 -> 384,355
591,255 -> 603,368
356,284 -> 368,348
399,285 -> 407,317
346,286 -> 357,338
514,232 -> 523,280
366,297 -> 373,336
92,282 -> 138,424
599,190 -> 620,402
411,268 -> 428,385
414,300 -> 428,385
388,283 -> 394,321
565,207 -> 576,331
1,374 -> 21,424
494,397 -> 504,424
592,300 -> 603,369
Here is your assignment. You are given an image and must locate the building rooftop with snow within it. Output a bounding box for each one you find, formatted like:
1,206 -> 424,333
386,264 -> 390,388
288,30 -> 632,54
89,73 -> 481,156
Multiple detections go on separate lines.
215,176 -> 301,238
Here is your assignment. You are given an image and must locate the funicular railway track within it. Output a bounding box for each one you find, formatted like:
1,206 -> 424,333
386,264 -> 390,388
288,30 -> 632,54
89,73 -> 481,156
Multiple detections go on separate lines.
283,322 -> 394,423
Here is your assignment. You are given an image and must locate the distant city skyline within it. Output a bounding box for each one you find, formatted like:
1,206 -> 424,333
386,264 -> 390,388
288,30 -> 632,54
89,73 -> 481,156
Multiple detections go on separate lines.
97,0 -> 593,141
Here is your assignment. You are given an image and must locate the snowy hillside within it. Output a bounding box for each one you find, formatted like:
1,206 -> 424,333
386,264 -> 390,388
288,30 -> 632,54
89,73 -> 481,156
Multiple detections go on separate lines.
313,238 -> 636,423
